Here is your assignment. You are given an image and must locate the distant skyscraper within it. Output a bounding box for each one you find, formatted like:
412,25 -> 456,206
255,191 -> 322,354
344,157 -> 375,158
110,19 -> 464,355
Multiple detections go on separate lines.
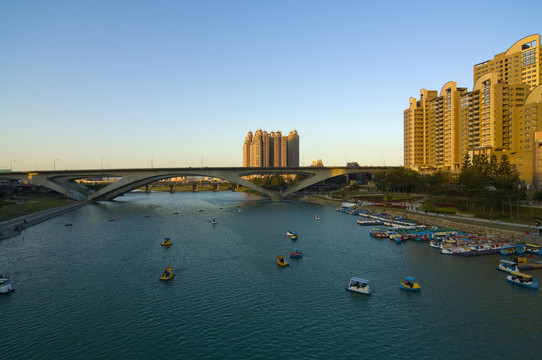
242,129 -> 299,167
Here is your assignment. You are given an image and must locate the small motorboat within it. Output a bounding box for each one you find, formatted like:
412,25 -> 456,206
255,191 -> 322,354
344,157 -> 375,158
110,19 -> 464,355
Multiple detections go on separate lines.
144,215 -> 150,218
290,248 -> 303,258
238,209 -> 242,213
161,238 -> 172,246
160,267 -> 175,281
497,260 -> 518,273
505,271 -> 538,289
109,219 -> 116,222
400,276 -> 421,291
276,255 -> 289,266
524,244 -> 542,255
0,275 -> 14,295
315,215 -> 320,220
173,212 -> 179,214
286,231 -> 295,236
346,277 -> 371,295
211,219 -> 217,224
65,223 -> 73,227
290,234 -> 298,240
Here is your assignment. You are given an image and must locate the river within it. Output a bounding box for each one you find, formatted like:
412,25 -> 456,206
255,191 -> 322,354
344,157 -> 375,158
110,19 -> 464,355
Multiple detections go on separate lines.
1,192 -> 540,359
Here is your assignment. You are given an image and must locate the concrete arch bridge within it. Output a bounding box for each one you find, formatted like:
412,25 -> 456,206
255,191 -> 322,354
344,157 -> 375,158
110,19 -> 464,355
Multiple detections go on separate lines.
4,166 -> 388,202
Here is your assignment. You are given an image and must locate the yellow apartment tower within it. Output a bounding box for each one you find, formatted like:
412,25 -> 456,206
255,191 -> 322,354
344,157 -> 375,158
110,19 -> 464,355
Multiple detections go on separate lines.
405,34 -> 542,186
243,130 -> 300,167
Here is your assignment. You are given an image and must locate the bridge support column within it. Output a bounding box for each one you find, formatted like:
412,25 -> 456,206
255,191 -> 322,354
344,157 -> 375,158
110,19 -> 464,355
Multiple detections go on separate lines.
145,185 -> 151,193
213,184 -> 219,192
192,183 -> 198,192
169,184 -> 176,193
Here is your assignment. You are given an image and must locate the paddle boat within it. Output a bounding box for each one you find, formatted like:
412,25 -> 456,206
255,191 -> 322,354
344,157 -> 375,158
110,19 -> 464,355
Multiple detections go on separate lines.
346,277 -> 372,295
211,219 -> 217,224
497,260 -> 518,273
290,248 -> 303,258
290,234 -> 298,240
315,215 -> 320,220
524,244 -> 542,255
0,275 -> 14,295
161,238 -> 172,246
370,229 -> 389,239
276,255 -> 289,266
505,271 -> 538,289
400,276 -> 421,291
159,267 -> 174,281
500,245 -> 525,256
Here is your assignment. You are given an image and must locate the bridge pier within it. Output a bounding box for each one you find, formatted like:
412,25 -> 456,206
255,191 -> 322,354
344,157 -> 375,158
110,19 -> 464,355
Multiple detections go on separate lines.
213,183 -> 219,192
145,185 -> 151,193
192,183 -> 198,192
169,184 -> 176,193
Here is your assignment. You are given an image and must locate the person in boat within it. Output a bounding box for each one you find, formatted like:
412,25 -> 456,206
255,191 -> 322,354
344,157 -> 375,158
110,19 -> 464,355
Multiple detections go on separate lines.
361,283 -> 367,288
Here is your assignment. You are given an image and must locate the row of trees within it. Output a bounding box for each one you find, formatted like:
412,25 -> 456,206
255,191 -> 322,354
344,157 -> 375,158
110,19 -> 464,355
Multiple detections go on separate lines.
374,154 -> 526,218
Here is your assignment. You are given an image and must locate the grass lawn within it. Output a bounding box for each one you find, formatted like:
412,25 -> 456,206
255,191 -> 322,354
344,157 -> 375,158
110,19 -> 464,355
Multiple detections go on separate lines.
0,193 -> 74,221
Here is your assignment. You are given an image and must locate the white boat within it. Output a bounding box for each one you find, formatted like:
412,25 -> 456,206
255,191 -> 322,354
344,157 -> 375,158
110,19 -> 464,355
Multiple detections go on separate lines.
237,209 -> 242,213
505,272 -> 538,289
315,215 -> 320,220
211,219 -> 217,224
497,260 -> 518,273
346,277 -> 372,295
286,231 -> 295,236
0,275 -> 14,295
429,240 -> 442,249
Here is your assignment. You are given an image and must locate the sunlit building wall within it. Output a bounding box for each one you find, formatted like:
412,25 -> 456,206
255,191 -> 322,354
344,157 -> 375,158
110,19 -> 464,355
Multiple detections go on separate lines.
242,130 -> 299,167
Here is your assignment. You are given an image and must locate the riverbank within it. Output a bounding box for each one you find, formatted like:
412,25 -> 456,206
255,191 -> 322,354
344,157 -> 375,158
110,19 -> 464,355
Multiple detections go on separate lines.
0,201 -> 89,240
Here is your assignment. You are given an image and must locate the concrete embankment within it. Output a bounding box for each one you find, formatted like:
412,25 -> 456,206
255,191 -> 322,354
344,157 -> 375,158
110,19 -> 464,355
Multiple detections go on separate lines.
0,201 -> 90,240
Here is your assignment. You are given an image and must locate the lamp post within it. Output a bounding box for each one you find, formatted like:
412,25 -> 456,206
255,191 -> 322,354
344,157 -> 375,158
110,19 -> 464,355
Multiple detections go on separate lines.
10,160 -> 15,172
54,158 -> 59,171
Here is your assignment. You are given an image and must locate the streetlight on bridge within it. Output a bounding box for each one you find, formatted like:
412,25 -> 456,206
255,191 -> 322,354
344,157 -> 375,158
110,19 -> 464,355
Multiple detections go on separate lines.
54,158 -> 59,171
10,160 -> 15,172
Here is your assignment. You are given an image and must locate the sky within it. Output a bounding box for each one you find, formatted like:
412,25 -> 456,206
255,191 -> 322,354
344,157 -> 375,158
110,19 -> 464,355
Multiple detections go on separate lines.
2,0 -> 542,171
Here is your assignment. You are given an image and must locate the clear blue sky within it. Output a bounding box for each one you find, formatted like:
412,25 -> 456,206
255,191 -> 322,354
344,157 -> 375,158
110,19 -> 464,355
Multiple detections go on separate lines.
1,0 -> 541,170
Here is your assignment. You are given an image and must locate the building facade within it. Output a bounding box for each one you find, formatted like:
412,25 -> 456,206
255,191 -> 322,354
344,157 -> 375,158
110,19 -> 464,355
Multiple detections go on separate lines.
404,34 -> 542,186
243,129 -> 299,167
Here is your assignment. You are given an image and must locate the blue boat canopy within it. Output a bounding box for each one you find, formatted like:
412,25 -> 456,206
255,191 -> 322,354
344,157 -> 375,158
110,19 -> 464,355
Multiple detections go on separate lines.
405,276 -> 415,281
350,277 -> 369,283
500,260 -> 516,264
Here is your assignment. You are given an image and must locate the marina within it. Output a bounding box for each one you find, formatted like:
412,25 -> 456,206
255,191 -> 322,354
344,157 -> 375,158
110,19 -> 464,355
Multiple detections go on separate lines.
1,192 -> 542,359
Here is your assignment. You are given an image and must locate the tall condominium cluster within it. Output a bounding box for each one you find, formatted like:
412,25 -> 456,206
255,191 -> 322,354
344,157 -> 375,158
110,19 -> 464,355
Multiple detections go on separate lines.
243,130 -> 299,167
404,34 -> 542,186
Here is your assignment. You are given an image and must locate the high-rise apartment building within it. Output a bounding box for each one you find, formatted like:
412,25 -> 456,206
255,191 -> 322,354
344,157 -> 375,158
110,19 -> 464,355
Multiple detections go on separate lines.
242,130 -> 300,167
404,34 -> 542,186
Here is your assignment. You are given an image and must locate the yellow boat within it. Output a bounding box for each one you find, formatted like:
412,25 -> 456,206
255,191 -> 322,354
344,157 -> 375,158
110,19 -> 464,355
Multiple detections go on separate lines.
160,267 -> 175,281
161,238 -> 172,246
276,255 -> 289,267
400,277 -> 421,291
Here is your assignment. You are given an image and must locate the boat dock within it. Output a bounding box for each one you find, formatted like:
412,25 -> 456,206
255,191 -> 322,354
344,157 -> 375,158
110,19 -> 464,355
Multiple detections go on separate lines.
517,262 -> 542,270
457,248 -> 501,257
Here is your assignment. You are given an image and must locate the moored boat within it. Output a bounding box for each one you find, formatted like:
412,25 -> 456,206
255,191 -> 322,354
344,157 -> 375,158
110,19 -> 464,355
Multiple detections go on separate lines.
505,271 -> 538,289
276,255 -> 289,266
0,275 -> 14,294
524,244 -> 542,255
500,245 -> 525,256
160,267 -> 175,281
161,238 -> 172,246
315,215 -> 320,220
290,248 -> 303,258
346,277 -> 371,295
400,276 -> 421,291
497,260 -> 518,273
